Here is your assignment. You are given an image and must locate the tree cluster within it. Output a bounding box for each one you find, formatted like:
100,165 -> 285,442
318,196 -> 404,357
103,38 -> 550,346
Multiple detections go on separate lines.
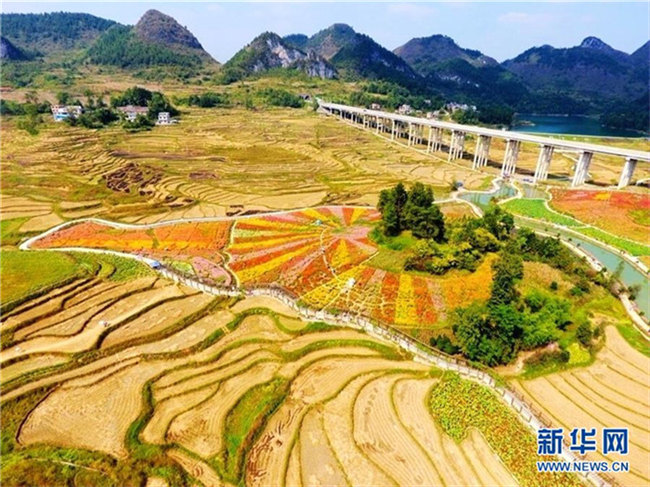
111,86 -> 179,120
448,223 -> 598,366
405,205 -> 512,275
378,182 -> 445,241
186,92 -> 229,108
258,88 -> 305,108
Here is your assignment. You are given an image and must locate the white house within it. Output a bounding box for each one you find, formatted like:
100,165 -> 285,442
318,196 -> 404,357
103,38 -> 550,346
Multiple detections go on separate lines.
117,105 -> 149,122
51,105 -> 83,122
397,104 -> 412,115
156,112 -> 171,125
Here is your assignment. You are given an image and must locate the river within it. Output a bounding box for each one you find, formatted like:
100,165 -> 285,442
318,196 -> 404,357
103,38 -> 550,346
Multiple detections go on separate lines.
511,114 -> 646,138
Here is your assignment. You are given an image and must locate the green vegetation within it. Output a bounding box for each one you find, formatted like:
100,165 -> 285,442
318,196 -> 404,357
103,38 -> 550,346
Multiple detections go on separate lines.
0,97 -> 51,134
600,92 -> 650,132
378,182 -> 445,240
576,226 -> 650,257
221,378 -> 289,483
429,373 -> 582,487
71,252 -> 155,282
0,250 -> 80,304
1,12 -> 116,56
89,25 -> 202,69
0,249 -> 154,312
405,205 -> 512,275
111,86 -> 179,118
502,198 -> 582,227
348,80 -> 443,111
185,92 -> 230,108
450,224 -> 608,366
616,323 -> 650,357
258,88 -> 305,108
1,387 -> 190,487
0,217 -> 29,246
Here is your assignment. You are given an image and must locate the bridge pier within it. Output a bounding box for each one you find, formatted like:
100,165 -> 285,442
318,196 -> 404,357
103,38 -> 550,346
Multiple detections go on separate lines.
391,119 -> 396,140
448,130 -> 466,161
571,151 -> 593,187
618,157 -> 638,188
533,145 -> 554,183
472,135 -> 491,169
408,123 -> 414,146
376,116 -> 382,134
501,140 -> 521,177
416,124 -> 424,145
427,127 -> 443,153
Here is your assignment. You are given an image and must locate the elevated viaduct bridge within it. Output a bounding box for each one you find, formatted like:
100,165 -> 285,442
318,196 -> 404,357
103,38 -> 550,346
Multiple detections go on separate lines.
318,101 -> 650,188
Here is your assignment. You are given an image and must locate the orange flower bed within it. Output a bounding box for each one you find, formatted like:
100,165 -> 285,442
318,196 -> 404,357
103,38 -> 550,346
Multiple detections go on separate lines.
31,206 -> 497,328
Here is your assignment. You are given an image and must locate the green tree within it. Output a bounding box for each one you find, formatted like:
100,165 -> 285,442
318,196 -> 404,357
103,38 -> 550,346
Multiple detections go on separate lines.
56,91 -> 71,105
575,321 -> 593,347
147,92 -> 178,119
482,205 -> 514,240
489,249 -> 523,307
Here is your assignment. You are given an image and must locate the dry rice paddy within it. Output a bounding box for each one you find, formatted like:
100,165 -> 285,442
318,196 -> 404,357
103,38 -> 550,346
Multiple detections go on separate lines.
512,327 -> 650,487
1,269 -> 582,486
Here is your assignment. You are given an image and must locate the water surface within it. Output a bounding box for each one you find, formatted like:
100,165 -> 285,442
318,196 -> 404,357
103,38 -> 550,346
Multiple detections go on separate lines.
511,114 -> 646,138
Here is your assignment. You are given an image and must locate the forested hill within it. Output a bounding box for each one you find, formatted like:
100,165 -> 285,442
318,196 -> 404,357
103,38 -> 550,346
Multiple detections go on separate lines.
88,9 -> 217,68
0,12 -> 116,57
284,24 -> 421,89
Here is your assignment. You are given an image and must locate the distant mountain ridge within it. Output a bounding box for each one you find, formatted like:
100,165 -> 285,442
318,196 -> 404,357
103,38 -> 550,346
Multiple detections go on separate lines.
394,35 -> 498,74
0,10 -> 647,124
502,36 -> 646,101
134,10 -> 204,51
0,12 -> 116,57
222,32 -> 336,81
285,24 -> 420,87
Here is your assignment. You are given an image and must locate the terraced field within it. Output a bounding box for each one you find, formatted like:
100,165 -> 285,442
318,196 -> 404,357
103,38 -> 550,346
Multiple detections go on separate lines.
1,261 -> 584,487
0,107 -> 493,236
512,327 -> 650,487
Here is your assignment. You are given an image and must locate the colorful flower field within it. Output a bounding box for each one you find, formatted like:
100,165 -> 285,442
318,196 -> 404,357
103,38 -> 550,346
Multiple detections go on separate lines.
550,189 -> 650,245
30,206 -> 496,328
32,220 -> 234,284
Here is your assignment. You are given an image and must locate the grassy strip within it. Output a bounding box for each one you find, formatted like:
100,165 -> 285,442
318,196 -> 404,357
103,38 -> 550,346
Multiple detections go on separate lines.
501,199 -> 582,227
575,227 -> 650,257
0,217 -> 29,246
615,323 -> 650,357
220,378 -> 290,484
429,373 -> 583,487
70,251 -> 156,281
0,250 -> 88,313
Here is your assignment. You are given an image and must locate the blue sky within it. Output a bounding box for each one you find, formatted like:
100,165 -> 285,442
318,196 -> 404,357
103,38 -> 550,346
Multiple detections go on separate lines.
3,2 -> 648,63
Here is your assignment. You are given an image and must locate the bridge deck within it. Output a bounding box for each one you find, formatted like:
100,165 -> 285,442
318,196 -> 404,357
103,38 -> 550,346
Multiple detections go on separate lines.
320,101 -> 650,161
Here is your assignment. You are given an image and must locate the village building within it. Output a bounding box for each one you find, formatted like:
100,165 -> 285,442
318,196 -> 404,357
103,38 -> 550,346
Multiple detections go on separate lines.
156,112 -> 172,125
397,104 -> 412,115
370,102 -> 382,110
445,102 -> 477,113
116,105 -> 149,122
51,105 -> 83,122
